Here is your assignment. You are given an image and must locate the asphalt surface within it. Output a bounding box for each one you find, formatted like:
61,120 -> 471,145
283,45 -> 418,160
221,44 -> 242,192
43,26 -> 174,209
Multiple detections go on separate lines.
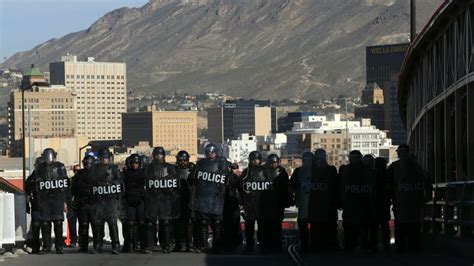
1,245 -> 473,266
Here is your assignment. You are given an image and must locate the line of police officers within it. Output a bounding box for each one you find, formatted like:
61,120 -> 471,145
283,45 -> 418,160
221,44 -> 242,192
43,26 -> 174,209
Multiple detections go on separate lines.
24,143 -> 430,255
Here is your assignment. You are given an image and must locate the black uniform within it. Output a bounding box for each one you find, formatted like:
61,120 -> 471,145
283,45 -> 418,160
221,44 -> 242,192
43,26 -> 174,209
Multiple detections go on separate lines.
373,158 -> 391,251
25,168 -> 41,253
88,164 -> 123,253
388,158 -> 430,252
222,169 -> 242,251
122,167 -> 145,252
339,162 -> 376,251
311,164 -> 340,251
172,162 -> 195,252
258,164 -> 289,253
189,156 -> 231,252
35,161 -> 69,254
71,168 -> 93,252
143,161 -> 180,253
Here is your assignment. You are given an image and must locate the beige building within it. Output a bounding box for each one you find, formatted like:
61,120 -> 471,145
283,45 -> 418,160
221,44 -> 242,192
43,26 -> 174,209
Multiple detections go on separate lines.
49,54 -> 127,141
8,66 -> 77,157
122,106 -> 198,161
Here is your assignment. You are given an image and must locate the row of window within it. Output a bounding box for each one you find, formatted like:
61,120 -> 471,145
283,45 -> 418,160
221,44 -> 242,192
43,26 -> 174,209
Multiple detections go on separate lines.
66,75 -> 125,79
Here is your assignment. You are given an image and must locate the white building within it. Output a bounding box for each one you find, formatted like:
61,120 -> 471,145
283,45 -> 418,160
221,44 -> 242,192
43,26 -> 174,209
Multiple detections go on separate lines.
223,133 -> 257,166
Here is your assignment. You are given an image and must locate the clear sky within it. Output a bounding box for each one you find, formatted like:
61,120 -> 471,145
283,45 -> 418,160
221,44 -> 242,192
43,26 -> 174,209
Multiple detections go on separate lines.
0,0 -> 148,63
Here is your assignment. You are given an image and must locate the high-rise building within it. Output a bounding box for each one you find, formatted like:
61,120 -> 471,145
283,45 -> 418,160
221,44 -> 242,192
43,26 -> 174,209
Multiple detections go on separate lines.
8,65 -> 77,157
49,55 -> 127,141
122,105 -> 198,161
355,83 -> 385,130
366,43 -> 409,144
208,99 -> 277,143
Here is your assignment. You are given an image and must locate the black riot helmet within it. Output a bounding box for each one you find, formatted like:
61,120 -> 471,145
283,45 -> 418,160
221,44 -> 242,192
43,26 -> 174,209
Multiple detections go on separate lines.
152,147 -> 166,162
362,154 -> 375,168
97,148 -> 112,165
267,154 -> 280,164
82,155 -> 95,169
302,151 -> 314,166
249,151 -> 262,161
205,143 -> 219,159
176,150 -> 190,162
314,148 -> 327,167
42,148 -> 57,165
349,150 -> 363,165
140,155 -> 150,168
128,153 -> 142,169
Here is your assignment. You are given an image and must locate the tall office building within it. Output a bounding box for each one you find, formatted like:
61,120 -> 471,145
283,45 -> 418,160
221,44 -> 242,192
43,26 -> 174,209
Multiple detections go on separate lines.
277,111 -> 317,133
49,55 -> 126,140
354,83 -> 385,130
208,99 -> 277,143
122,105 -> 198,160
366,43 -> 409,144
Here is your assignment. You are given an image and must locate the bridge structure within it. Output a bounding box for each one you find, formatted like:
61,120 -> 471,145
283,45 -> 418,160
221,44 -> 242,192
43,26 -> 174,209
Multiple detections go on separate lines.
398,0 -> 474,240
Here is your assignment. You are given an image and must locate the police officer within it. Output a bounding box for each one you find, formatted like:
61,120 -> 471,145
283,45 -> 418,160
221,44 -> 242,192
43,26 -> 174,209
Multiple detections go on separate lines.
260,154 -> 290,253
388,145 -> 430,253
374,157 -> 391,252
307,149 -> 339,252
25,157 -> 44,254
66,164 -> 81,248
222,162 -> 242,252
189,143 -> 231,253
172,150 -> 195,252
290,151 -> 314,253
88,148 -> 123,254
122,154 -> 145,253
71,155 -> 95,253
143,147 -> 180,254
239,151 -> 264,253
35,148 -> 69,254
339,150 -> 376,252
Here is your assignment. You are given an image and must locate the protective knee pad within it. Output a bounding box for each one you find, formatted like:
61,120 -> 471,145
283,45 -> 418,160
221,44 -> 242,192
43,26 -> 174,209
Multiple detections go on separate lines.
79,221 -> 89,235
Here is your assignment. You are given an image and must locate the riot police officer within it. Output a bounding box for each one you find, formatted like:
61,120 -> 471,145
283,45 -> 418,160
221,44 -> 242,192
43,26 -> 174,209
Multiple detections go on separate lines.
66,164 -> 81,248
172,150 -> 195,252
25,157 -> 44,254
388,145 -> 430,253
307,149 -> 339,252
143,147 -> 180,254
189,143 -> 231,253
374,157 -> 391,252
222,162 -> 242,252
122,154 -> 145,253
88,148 -> 123,254
259,154 -> 290,253
35,148 -> 69,254
339,150 -> 376,252
290,151 -> 314,253
71,155 -> 95,253
239,151 -> 264,253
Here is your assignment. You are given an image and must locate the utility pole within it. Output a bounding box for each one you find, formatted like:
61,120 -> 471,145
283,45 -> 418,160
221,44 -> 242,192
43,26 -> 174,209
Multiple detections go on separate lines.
345,98 -> 349,156
410,0 -> 416,42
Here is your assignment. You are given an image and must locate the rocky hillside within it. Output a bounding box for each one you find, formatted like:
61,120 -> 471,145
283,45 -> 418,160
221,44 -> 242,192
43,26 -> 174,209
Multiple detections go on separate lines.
1,0 -> 442,101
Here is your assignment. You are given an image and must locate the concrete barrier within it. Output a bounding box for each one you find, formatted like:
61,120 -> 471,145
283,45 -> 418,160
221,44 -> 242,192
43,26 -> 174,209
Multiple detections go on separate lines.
0,193 -> 16,248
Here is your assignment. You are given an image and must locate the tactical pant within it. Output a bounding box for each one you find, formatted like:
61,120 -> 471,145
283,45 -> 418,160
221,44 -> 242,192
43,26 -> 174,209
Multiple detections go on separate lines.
395,222 -> 421,253
158,219 -> 172,252
191,211 -> 223,252
91,218 -> 120,253
297,219 -> 313,252
244,220 -> 259,251
258,220 -> 282,253
30,211 -> 41,254
143,219 -> 157,252
343,222 -> 360,252
123,202 -> 144,252
222,208 -> 242,251
40,220 -> 63,254
77,204 -> 92,252
173,215 -> 193,251
374,219 -> 391,251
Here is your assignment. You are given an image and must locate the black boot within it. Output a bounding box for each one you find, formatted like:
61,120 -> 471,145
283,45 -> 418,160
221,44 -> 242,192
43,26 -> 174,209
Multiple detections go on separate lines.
108,220 -> 120,255
173,219 -> 182,252
53,220 -> 64,254
185,221 -> 194,252
199,220 -> 209,253
142,221 -> 155,254
211,220 -> 223,254
39,221 -> 52,255
159,219 -> 171,253
123,221 -> 136,253
90,223 -> 103,254
78,221 -> 89,253
31,221 -> 41,254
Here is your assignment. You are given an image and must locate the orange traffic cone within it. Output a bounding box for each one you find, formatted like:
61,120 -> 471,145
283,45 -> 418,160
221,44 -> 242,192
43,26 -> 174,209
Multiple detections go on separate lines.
64,220 -> 71,247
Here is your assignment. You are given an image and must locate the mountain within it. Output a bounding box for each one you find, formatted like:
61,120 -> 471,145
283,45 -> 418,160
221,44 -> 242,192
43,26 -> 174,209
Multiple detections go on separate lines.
1,0 -> 442,101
